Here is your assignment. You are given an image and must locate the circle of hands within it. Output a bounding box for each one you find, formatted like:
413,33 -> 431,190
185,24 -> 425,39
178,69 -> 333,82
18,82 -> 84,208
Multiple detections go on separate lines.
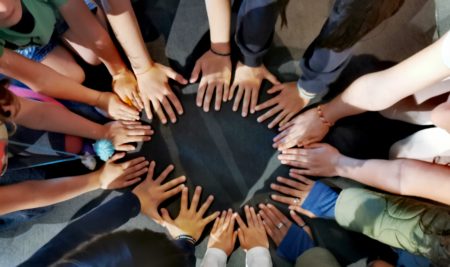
102,50 -> 348,251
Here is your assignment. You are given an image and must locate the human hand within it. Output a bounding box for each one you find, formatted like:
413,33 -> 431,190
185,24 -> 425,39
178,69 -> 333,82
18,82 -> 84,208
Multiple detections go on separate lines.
278,144 -> 342,177
103,121 -> 153,151
132,162 -> 186,223
270,171 -> 315,207
255,82 -> 308,129
235,205 -> 269,251
258,203 -> 312,246
112,68 -> 144,111
273,107 -> 330,150
136,63 -> 188,124
208,209 -> 238,256
95,153 -> 149,189
190,50 -> 232,112
229,62 -> 279,117
161,186 -> 219,241
97,92 -> 140,121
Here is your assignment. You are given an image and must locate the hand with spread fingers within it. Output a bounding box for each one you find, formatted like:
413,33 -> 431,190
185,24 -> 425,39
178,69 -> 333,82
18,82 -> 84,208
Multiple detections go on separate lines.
255,82 -> 307,129
273,107 -> 330,150
270,171 -> 315,208
229,62 -> 279,117
190,50 -> 232,112
96,153 -> 149,190
132,162 -> 186,224
103,121 -> 153,151
278,143 -> 342,177
112,68 -> 144,111
258,203 -> 313,246
161,186 -> 220,241
137,63 -> 188,124
97,92 -> 140,121
208,209 -> 238,256
235,205 -> 269,251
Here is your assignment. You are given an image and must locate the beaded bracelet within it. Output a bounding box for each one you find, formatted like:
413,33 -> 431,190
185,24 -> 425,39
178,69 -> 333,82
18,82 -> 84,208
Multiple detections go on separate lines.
175,234 -> 197,245
210,47 -> 231,57
316,105 -> 334,127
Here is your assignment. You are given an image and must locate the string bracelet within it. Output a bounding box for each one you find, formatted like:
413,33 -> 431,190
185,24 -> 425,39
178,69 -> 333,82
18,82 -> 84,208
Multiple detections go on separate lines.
210,47 -> 231,57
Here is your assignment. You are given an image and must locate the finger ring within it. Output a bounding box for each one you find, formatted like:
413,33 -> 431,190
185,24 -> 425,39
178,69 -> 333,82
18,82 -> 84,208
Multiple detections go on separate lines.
293,198 -> 300,206
276,222 -> 284,229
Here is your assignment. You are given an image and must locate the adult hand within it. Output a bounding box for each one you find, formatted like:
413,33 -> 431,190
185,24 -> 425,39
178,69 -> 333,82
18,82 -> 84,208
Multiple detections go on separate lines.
273,107 -> 330,150
97,92 -> 140,121
208,209 -> 237,256
258,203 -> 312,246
112,68 -> 144,111
161,186 -> 220,241
190,50 -> 232,112
132,162 -> 186,223
136,63 -> 188,124
229,62 -> 279,117
270,171 -> 315,208
96,153 -> 149,189
255,82 -> 307,129
235,205 -> 269,251
278,144 -> 342,177
103,121 -> 153,151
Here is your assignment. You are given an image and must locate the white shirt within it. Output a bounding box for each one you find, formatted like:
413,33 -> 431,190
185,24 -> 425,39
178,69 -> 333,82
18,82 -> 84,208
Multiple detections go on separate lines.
201,247 -> 272,267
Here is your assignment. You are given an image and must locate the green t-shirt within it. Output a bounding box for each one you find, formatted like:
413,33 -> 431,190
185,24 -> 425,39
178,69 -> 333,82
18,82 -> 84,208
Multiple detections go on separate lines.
0,0 -> 68,56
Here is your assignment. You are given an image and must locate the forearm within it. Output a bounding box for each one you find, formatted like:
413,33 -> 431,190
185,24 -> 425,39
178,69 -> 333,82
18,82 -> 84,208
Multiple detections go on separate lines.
59,0 -> 127,76
0,50 -> 102,106
102,0 -> 154,73
205,0 -> 231,52
0,172 -> 99,215
339,32 -> 450,112
15,97 -> 107,140
335,157 -> 450,204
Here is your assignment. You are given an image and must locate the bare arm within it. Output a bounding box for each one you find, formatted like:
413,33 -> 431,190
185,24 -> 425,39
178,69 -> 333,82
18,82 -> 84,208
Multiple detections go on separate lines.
205,0 -> 231,52
14,96 -> 107,140
0,153 -> 148,215
336,157 -> 450,205
322,32 -> 450,125
0,49 -> 101,105
0,173 -> 98,215
58,0 -> 127,76
100,0 -> 153,74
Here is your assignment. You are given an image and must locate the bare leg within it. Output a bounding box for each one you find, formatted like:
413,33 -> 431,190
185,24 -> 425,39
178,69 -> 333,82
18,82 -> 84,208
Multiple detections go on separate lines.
41,45 -> 85,83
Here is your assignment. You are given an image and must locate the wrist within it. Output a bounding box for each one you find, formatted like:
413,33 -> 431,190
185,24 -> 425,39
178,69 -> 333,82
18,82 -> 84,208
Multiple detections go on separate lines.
335,155 -> 355,177
210,42 -> 231,55
133,60 -> 155,76
86,171 -> 101,190
175,234 -> 196,245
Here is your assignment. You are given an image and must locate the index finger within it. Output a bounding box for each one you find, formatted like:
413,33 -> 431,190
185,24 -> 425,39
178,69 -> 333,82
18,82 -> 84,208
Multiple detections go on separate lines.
155,164 -> 175,184
234,213 -> 247,230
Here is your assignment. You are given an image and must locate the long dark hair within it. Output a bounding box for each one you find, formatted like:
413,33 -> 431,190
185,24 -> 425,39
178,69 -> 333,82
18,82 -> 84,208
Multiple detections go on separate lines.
0,79 -> 18,122
52,230 -> 191,267
278,0 -> 289,27
317,0 -> 405,51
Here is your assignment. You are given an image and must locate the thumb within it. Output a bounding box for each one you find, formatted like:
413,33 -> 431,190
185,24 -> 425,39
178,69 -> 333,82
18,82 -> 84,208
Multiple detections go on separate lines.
265,71 -> 280,85
165,67 -> 188,85
190,61 -> 202,83
160,208 -> 174,224
108,152 -> 125,163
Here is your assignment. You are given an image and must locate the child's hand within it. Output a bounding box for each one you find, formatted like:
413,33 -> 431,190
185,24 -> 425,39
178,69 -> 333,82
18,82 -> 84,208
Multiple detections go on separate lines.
190,50 -> 232,112
229,62 -> 279,117
161,186 -> 219,241
236,205 -> 269,251
97,92 -> 140,121
95,153 -> 149,189
132,162 -> 186,224
255,82 -> 307,129
136,63 -> 188,124
208,209 -> 238,256
103,121 -> 153,151
112,69 -> 144,111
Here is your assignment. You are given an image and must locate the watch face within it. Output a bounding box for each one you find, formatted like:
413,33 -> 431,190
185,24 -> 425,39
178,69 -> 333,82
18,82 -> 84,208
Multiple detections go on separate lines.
0,124 -> 8,176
